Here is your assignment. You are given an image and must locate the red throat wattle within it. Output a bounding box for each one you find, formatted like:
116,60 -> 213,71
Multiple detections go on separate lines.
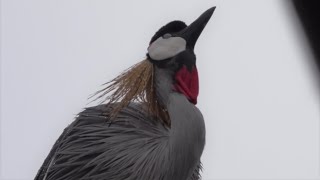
174,65 -> 199,104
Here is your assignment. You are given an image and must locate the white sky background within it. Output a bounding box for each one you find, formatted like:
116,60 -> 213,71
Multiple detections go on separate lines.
1,0 -> 320,179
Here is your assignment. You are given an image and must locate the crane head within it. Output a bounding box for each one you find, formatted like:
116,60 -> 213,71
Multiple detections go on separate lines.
147,7 -> 215,104
148,7 -> 215,60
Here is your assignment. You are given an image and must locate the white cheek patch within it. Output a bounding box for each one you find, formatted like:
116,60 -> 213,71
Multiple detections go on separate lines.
148,37 -> 186,60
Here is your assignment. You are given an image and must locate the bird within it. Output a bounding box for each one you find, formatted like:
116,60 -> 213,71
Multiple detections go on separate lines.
35,6 -> 215,180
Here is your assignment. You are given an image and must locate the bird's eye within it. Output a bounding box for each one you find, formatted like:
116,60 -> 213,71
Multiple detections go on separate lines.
162,33 -> 172,39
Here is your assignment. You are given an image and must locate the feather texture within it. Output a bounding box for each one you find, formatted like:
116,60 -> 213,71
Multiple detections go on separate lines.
35,103 -> 202,180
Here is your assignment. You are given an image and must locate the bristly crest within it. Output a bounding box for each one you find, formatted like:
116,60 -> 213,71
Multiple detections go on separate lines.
91,59 -> 170,126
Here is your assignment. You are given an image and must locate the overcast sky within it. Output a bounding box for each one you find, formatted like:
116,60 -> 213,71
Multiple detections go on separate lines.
1,0 -> 320,179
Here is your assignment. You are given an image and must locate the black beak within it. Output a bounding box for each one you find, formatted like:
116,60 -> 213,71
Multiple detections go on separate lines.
178,7 -> 216,49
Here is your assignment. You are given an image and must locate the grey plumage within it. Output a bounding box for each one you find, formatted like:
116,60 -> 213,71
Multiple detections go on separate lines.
35,102 -> 203,180
35,64 -> 205,179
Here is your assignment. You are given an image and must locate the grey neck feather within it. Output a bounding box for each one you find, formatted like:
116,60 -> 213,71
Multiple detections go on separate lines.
154,66 -> 205,179
153,67 -> 174,106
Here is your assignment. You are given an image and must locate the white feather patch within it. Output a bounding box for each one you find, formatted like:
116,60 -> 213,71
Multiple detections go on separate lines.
148,37 -> 186,60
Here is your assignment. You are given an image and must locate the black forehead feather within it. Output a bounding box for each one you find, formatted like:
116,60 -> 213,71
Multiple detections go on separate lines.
149,21 -> 187,44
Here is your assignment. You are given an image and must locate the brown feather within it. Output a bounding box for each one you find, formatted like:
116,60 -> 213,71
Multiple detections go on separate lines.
91,59 -> 170,126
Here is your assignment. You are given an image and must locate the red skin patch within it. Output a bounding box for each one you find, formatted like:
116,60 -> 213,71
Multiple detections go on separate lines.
174,65 -> 199,104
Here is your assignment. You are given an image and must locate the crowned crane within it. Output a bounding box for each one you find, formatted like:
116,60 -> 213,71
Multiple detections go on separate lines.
35,7 -> 215,180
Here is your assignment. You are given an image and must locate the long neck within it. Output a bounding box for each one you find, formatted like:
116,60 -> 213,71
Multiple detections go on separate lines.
154,67 -> 205,179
